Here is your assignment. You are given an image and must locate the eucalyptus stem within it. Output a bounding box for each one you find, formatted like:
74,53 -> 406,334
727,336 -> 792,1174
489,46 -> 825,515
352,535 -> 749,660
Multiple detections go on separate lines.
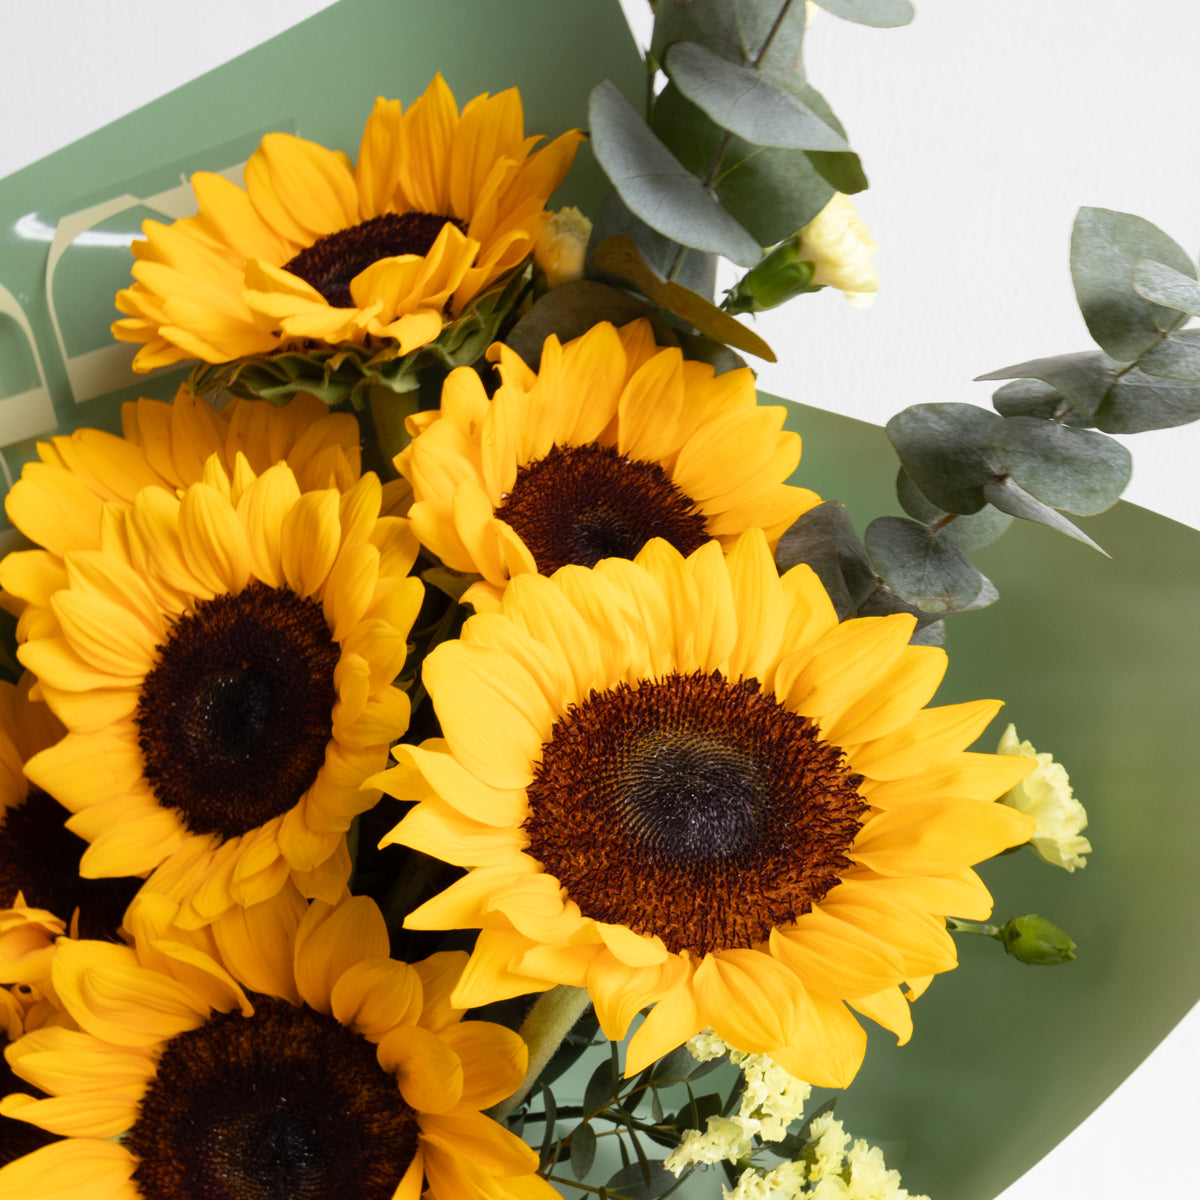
490,985 -> 593,1122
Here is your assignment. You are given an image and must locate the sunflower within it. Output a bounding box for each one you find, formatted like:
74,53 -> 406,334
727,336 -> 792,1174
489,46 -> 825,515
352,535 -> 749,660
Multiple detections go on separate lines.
398,319 -> 820,608
1,982 -> 61,1170
375,530 -> 1036,1088
111,75 -> 582,372
0,890 -> 554,1200
2,382 -> 376,564
2,460 -> 423,928
0,675 -> 141,985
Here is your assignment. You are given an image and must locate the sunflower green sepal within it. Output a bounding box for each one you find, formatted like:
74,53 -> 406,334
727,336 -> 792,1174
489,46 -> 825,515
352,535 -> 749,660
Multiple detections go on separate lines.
189,270 -> 530,410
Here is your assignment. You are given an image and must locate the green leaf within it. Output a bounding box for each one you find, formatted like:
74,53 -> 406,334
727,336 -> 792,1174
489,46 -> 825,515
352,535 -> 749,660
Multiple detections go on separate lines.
865,516 -> 984,613
592,235 -> 777,361
1137,328 -> 1200,381
504,279 -> 656,371
976,350 -> 1116,421
939,507 -> 1014,553
653,83 -> 835,247
989,417 -> 1131,515
814,0 -> 916,27
649,1045 -> 701,1086
584,1055 -> 619,1117
897,470 -> 1014,550
590,81 -> 762,267
538,1083 -> 558,1170
991,378 -> 1093,426
774,501 -> 879,620
885,403 -> 1002,515
589,189 -> 717,298
605,1161 -> 675,1200
1070,207 -> 1195,360
570,1123 -> 597,1180
1131,258 -> 1200,317
983,478 -> 1107,554
1093,368 -> 1200,433
666,42 -> 848,151
651,0 -> 811,96
807,148 -> 869,194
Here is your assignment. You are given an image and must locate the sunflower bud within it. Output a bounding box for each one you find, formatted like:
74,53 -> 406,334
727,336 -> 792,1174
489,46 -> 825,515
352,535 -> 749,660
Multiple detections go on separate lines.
534,206 -> 592,288
998,914 -> 1077,965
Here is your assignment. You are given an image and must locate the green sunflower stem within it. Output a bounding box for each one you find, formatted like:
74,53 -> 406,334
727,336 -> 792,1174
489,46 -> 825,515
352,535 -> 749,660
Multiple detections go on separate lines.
490,985 -> 593,1123
368,383 -> 422,469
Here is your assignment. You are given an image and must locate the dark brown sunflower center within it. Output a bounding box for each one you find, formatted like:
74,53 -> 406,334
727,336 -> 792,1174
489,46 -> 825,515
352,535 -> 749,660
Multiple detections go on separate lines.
127,997 -> 418,1200
0,786 -> 140,939
523,670 -> 868,957
135,582 -> 339,840
283,211 -> 462,308
495,443 -> 710,573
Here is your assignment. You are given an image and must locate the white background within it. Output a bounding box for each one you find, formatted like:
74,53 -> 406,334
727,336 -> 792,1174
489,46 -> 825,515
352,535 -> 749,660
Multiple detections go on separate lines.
1,1 -> 1197,1197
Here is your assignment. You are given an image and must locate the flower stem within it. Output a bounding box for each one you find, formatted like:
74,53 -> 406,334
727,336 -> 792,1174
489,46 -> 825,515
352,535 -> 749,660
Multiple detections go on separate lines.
945,917 -> 1001,939
490,985 -> 593,1123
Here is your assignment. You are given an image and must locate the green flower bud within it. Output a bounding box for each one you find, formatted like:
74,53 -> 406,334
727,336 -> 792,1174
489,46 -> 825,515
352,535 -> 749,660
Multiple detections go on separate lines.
723,236 -> 816,314
998,914 -> 1077,965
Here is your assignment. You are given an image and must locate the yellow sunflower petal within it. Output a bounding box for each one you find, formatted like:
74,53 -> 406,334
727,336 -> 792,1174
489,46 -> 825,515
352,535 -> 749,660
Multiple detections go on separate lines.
0,1137 -> 138,1200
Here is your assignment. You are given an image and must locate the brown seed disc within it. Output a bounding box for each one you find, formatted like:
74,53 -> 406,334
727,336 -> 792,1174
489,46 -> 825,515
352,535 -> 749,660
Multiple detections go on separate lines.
283,212 -> 463,308
0,786 -> 141,938
523,671 -> 867,957
128,997 -> 419,1200
135,582 -> 339,839
495,443 -> 710,573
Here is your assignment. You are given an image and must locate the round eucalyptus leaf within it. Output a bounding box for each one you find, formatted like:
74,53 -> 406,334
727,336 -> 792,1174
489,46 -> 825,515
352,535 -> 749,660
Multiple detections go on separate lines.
976,350 -> 1117,421
1070,207 -> 1195,361
814,0 -> 915,27
896,468 -> 942,523
990,417 -> 1131,515
983,478 -> 1106,554
1137,328 -> 1200,382
589,81 -> 762,267
885,403 -> 1002,515
939,506 -> 1015,552
653,84 -> 835,247
991,378 -> 1093,427
865,516 -> 984,614
666,42 -> 847,151
775,500 -> 878,620
1131,258 -> 1200,317
1094,368 -> 1200,433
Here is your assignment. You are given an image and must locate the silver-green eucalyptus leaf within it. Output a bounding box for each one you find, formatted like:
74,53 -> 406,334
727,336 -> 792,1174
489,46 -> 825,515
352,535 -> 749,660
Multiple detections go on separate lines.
1094,368 -> 1200,433
1070,207 -> 1195,360
588,81 -> 762,267
989,417 -> 1131,515
814,0 -> 915,27
991,378 -> 1093,427
1137,328 -> 1200,381
665,42 -> 848,151
983,478 -> 1107,555
865,516 -> 984,614
885,403 -> 1002,515
653,83 -> 835,246
976,350 -> 1118,421
1131,258 -> 1200,317
897,471 -> 1013,550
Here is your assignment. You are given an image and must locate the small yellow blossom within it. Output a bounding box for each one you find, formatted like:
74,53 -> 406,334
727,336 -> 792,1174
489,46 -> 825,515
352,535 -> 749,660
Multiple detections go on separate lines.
997,724 -> 1091,872
533,205 -> 592,287
665,1116 -> 759,1171
798,193 -> 880,307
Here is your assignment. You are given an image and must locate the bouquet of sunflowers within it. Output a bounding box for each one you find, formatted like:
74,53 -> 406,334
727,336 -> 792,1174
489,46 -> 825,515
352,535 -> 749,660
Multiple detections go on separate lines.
5,1 -> 1199,1198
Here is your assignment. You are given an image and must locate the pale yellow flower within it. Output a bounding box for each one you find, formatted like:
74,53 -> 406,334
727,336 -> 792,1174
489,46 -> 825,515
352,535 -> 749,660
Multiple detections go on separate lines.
997,724 -> 1091,872
799,194 -> 880,307
533,205 -> 592,287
